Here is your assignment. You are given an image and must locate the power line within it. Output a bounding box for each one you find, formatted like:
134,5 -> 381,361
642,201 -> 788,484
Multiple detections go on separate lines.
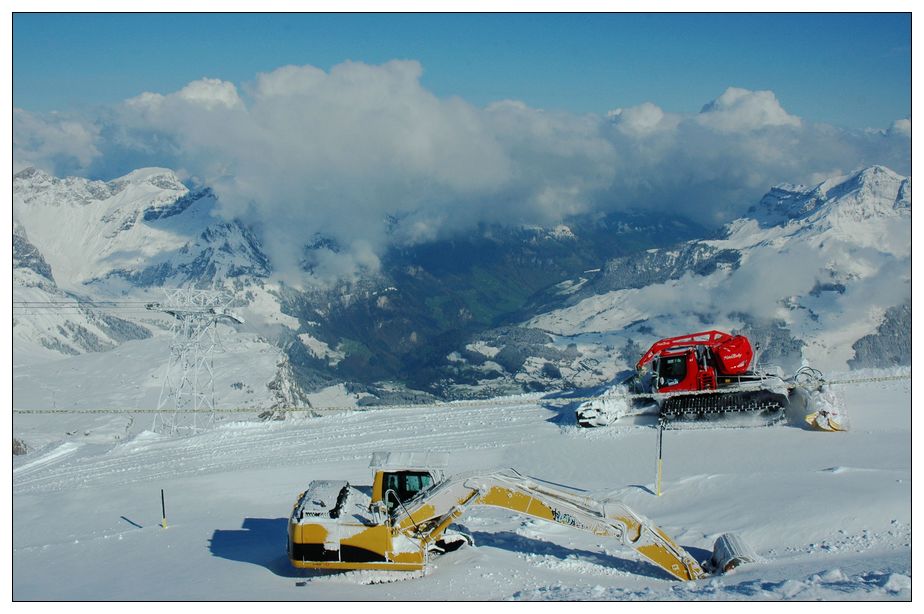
12,299 -> 172,316
10,374 -> 910,415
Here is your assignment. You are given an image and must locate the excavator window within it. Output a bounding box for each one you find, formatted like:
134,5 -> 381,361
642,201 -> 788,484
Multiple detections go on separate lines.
383,471 -> 434,512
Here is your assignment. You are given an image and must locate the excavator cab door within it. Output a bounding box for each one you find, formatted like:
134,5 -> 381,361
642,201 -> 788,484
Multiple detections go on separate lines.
384,473 -> 402,513
382,471 -> 435,513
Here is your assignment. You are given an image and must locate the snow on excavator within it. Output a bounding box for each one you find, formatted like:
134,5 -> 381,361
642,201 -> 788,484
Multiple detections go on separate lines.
288,451 -> 757,582
576,330 -> 838,429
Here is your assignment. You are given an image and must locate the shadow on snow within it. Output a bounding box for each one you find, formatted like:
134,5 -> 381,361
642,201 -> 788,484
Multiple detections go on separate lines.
208,517 -> 687,582
209,517 -> 315,579
468,529 -> 680,581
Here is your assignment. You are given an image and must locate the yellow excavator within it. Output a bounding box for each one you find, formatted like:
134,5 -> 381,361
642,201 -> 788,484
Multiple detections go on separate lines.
287,452 -> 756,582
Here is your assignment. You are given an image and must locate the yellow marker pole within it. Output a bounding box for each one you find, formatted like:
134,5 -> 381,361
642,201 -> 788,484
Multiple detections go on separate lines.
657,460 -> 663,497
161,489 -> 167,529
656,420 -> 664,497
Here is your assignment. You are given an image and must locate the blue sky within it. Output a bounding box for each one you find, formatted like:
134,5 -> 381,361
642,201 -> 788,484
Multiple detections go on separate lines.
13,11 -> 911,276
13,12 -> 910,130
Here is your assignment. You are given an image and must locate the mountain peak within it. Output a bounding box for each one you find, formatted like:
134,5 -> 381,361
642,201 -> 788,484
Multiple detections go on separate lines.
750,165 -> 909,227
855,164 -> 902,183
115,167 -> 186,191
14,166 -> 48,180
14,166 -> 189,210
814,165 -> 903,199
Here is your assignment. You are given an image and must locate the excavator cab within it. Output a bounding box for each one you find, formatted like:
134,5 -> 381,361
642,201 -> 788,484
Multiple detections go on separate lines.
380,471 -> 435,513
370,451 -> 448,515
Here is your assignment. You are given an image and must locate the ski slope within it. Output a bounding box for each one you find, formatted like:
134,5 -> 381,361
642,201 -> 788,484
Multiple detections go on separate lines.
12,371 -> 911,601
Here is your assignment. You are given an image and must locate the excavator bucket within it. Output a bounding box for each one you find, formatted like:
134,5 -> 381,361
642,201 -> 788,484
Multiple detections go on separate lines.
708,533 -> 759,572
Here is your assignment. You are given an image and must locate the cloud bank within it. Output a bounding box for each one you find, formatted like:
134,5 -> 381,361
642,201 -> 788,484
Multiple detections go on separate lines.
13,60 -> 910,284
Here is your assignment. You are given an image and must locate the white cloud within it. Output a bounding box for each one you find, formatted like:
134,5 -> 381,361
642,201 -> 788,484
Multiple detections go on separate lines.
126,78 -> 243,113
13,109 -> 101,175
888,118 -> 910,137
176,78 -> 245,110
12,63 -> 910,286
608,102 -> 679,136
697,87 -> 801,132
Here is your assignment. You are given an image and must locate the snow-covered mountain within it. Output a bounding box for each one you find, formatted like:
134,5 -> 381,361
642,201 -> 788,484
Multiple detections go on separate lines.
750,165 -> 910,231
12,167 -> 291,373
13,167 -> 272,291
15,167 -> 198,286
13,219 -> 152,365
525,165 -> 910,376
12,164 -> 911,408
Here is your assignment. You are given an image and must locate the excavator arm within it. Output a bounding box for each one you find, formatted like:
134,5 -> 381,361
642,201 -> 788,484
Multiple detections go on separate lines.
288,465 -> 754,579
392,469 -> 706,581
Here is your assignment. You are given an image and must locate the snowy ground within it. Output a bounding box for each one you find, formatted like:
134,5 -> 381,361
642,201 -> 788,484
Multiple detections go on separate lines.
12,331 -> 284,451
11,371 -> 911,601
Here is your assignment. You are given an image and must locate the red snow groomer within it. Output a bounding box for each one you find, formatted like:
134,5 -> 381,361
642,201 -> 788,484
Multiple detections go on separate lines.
637,330 -> 754,392
577,330 -> 794,427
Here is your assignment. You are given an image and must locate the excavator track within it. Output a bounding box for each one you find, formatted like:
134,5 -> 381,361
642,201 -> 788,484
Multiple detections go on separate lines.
660,389 -> 788,426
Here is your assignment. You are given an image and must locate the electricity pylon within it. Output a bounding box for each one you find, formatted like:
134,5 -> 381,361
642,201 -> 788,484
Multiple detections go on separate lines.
146,288 -> 244,435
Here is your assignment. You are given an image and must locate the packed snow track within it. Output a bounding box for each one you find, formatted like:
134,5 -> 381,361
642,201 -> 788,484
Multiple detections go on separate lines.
12,373 -> 910,600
